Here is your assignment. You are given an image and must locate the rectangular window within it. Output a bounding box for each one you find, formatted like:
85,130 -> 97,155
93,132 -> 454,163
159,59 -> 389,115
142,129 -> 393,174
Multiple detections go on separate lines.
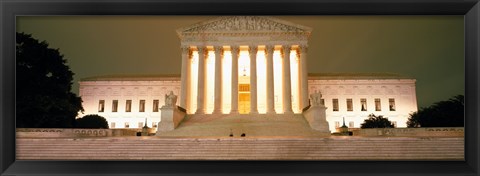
98,100 -> 105,112
321,99 -> 325,105
126,100 -> 132,112
375,98 -> 381,111
393,121 -> 397,128
349,121 -> 354,128
125,122 -> 130,128
138,122 -> 144,128
112,100 -> 118,112
335,121 -> 340,128
346,99 -> 353,111
153,100 -> 159,112
332,99 -> 339,111
139,100 -> 145,112
360,98 -> 367,111
389,98 -> 396,111
111,122 -> 116,128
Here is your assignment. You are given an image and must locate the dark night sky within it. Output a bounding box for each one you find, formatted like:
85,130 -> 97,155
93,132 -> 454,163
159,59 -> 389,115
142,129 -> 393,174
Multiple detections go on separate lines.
16,16 -> 464,108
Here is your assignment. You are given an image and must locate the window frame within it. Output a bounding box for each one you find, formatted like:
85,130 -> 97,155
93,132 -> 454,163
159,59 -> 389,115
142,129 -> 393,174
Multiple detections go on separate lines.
98,100 -> 105,112
375,98 -> 381,111
332,99 -> 339,111
126,100 -> 132,112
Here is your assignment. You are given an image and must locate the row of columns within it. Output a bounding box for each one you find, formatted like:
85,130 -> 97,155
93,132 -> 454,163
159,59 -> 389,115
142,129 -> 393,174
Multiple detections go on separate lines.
179,45 -> 309,115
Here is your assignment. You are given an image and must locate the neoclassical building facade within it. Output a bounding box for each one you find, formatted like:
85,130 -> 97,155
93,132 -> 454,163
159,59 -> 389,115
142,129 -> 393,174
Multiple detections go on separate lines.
78,16 -> 418,132
176,16 -> 312,115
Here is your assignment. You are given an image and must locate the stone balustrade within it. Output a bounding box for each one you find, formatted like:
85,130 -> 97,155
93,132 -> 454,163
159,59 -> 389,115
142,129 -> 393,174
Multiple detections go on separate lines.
16,128 -> 140,138
352,127 -> 464,137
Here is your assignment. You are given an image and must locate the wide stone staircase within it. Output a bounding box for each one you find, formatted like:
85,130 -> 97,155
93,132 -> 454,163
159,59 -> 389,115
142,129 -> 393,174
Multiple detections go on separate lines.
16,136 -> 464,160
156,114 -> 329,137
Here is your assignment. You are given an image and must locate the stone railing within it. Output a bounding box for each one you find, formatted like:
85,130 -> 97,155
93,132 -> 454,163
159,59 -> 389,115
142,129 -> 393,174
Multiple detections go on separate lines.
16,128 -> 141,138
352,127 -> 464,137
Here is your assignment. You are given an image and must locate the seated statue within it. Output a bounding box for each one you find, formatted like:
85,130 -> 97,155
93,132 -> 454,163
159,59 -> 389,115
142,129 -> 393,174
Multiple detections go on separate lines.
164,91 -> 177,107
310,90 -> 323,106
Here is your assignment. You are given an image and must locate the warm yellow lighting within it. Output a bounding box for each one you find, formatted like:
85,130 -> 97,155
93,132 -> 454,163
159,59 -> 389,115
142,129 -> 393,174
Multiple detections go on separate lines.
206,50 -> 215,114
273,50 -> 283,113
238,49 -> 251,114
290,51 -> 300,113
257,50 -> 267,114
238,50 -> 250,80
188,48 -> 299,114
222,51 -> 232,113
189,51 -> 199,114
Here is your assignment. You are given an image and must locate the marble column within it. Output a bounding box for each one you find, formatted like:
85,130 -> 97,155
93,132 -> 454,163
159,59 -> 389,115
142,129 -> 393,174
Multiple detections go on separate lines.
299,45 -> 309,110
230,46 -> 239,114
249,45 -> 258,114
282,45 -> 293,114
179,46 -> 189,109
186,49 -> 192,113
195,46 -> 206,114
265,45 -> 276,114
213,46 -> 223,114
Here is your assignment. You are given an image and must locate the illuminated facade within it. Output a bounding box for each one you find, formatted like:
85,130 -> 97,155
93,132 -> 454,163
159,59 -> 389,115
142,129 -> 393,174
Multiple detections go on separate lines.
78,16 -> 418,132
308,73 -> 417,131
176,16 -> 312,115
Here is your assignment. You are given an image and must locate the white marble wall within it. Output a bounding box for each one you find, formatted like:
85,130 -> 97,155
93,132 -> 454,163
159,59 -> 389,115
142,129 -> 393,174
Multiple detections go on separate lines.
79,77 -> 417,132
308,79 -> 417,132
79,80 -> 181,129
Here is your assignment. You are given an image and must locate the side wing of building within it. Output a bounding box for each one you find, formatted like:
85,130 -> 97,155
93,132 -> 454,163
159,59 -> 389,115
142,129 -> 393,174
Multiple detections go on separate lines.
78,75 -> 181,129
308,73 -> 418,131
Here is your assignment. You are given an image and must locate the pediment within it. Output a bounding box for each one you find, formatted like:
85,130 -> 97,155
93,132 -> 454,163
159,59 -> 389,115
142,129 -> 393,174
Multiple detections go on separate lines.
177,16 -> 312,35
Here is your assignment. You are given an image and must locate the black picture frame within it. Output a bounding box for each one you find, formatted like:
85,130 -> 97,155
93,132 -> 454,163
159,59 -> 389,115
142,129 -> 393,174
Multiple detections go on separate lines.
1,0 -> 479,175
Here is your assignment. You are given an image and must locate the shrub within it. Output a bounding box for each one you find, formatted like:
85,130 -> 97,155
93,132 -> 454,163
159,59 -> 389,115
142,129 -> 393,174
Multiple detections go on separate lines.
360,114 -> 395,128
75,114 -> 109,129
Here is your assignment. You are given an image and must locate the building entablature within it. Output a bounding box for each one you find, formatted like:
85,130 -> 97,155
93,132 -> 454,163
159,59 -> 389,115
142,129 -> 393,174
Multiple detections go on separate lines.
177,16 -> 311,48
308,79 -> 416,85
80,74 -> 415,86
80,81 -> 180,86
80,74 -> 180,82
308,73 -> 416,85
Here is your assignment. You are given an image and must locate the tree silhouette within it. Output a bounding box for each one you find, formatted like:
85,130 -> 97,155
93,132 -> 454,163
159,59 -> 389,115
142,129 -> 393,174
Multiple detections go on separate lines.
407,95 -> 464,127
360,114 -> 395,128
75,114 -> 109,129
16,32 -> 83,128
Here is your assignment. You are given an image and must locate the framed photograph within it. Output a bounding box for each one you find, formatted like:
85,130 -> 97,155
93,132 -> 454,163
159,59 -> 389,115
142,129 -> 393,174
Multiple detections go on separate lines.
2,0 -> 479,176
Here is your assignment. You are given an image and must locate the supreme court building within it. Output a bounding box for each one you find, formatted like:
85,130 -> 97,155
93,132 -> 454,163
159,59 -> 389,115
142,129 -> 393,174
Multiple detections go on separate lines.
79,16 -> 418,132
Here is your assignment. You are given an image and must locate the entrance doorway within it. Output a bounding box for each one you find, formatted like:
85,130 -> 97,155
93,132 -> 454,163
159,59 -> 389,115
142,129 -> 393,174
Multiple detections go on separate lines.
239,84 -> 250,114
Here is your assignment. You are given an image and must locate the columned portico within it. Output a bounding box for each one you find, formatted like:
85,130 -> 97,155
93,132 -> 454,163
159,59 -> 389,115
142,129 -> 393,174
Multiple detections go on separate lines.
177,16 -> 312,116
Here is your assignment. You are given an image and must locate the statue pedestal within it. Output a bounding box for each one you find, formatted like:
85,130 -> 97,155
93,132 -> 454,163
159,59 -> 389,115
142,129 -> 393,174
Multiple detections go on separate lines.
303,105 -> 330,134
156,106 -> 186,134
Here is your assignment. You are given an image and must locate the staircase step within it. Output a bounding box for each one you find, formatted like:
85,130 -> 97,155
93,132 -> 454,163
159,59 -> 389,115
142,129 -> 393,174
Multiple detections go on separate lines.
16,137 -> 464,160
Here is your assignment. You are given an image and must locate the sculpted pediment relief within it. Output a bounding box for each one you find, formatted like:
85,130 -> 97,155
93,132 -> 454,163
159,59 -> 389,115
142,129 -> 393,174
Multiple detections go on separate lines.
177,16 -> 312,35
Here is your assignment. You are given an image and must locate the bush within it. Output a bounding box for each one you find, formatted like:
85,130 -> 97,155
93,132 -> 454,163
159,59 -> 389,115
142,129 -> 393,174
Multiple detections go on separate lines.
75,114 -> 109,129
360,114 -> 395,128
